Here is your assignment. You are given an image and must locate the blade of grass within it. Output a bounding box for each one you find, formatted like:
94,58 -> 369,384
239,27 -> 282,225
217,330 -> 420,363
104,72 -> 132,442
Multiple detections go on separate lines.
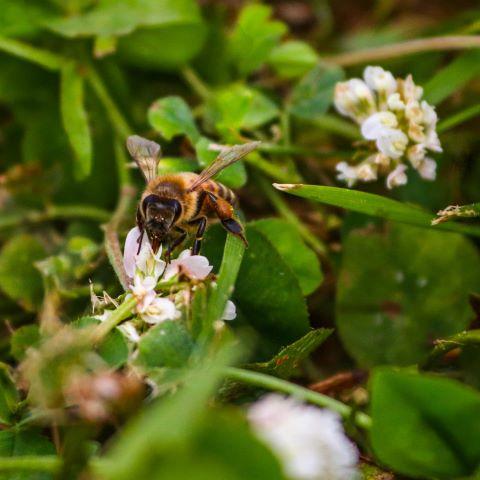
437,103 -> 480,133
273,184 -> 480,237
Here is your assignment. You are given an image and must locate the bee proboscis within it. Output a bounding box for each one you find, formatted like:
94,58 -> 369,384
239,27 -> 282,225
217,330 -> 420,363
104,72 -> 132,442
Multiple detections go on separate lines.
126,135 -> 260,260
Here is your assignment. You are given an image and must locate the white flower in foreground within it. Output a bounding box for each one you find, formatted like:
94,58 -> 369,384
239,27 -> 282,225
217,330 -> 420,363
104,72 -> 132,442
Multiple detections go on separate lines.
130,275 -> 156,312
334,66 -> 441,189
141,296 -> 180,324
248,394 -> 359,480
123,227 -> 165,280
118,321 -> 141,343
222,300 -> 237,321
163,249 -> 213,281
386,164 -> 408,189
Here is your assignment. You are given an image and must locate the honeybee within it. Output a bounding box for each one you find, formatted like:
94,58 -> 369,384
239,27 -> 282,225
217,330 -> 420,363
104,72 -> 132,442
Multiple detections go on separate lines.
126,135 -> 260,259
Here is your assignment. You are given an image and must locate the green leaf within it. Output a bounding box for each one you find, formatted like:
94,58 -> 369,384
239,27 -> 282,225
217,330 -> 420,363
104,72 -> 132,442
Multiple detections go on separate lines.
0,430 -> 55,480
0,235 -> 45,311
289,63 -> 344,119
138,321 -> 194,368
207,84 -> 279,133
274,184 -> 480,238
195,137 -> 247,189
103,345 -> 238,480
203,225 -> 310,349
370,368 -> 480,479
337,224 -> 480,366
60,62 -> 92,181
47,0 -> 204,38
423,50 -> 480,105
10,325 -> 41,361
228,4 -> 287,77
250,218 -> 323,295
73,317 -> 128,368
248,328 -> 332,379
0,364 -> 18,425
267,40 -> 319,79
148,96 -> 200,143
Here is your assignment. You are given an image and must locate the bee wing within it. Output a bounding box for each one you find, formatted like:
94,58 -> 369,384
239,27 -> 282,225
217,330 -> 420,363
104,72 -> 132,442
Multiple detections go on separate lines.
188,141 -> 261,192
126,135 -> 161,183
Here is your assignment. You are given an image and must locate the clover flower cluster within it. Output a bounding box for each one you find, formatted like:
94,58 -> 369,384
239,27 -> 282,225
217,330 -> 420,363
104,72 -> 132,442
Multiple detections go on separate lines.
96,227 -> 235,343
334,66 -> 442,189
249,394 -> 359,480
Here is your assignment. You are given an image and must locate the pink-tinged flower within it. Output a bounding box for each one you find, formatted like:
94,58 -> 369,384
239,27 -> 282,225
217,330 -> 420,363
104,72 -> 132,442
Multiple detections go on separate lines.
140,297 -> 180,324
123,227 -> 165,280
163,250 -> 213,281
249,394 -> 359,480
417,157 -> 437,181
386,164 -> 408,189
130,275 -> 156,312
222,300 -> 237,321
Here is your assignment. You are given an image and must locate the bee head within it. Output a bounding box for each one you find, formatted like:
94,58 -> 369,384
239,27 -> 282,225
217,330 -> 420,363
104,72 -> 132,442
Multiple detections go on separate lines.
142,195 -> 181,248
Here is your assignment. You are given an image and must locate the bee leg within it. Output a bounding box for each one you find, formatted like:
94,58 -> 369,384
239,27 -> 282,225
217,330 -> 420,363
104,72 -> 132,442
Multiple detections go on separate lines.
188,216 -> 207,255
206,192 -> 248,246
165,227 -> 187,263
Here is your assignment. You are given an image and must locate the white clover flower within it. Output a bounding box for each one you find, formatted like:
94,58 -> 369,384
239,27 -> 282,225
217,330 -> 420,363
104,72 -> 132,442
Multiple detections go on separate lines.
163,249 -> 213,281
222,300 -> 237,321
141,297 -> 180,324
386,164 -> 408,189
361,112 -> 398,140
334,66 -> 441,189
376,128 -> 408,159
118,321 -> 141,343
335,162 -> 358,187
363,66 -> 397,96
130,275 -> 157,312
417,157 -> 437,181
333,79 -> 375,121
248,394 -> 359,480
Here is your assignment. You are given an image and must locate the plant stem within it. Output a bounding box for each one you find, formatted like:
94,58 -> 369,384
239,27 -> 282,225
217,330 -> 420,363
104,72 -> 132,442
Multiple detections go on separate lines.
224,367 -> 372,429
181,66 -> 211,100
311,115 -> 360,140
244,153 -> 298,183
0,456 -> 60,473
254,173 -> 326,254
437,103 -> 480,133
0,205 -> 111,231
92,296 -> 136,343
325,35 -> 480,66
0,35 -> 65,71
259,143 -> 351,159
86,66 -> 132,141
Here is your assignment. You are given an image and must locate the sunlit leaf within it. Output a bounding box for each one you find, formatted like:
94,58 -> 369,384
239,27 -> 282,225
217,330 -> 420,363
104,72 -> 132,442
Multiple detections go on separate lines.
268,40 -> 319,79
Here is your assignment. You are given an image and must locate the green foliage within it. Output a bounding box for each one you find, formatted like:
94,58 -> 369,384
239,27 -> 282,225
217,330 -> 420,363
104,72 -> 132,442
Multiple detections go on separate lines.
268,41 -> 319,79
250,218 -> 323,295
337,224 -> 480,366
0,235 -> 45,311
371,368 -> 480,478
0,430 -> 55,480
248,328 -> 332,378
138,321 -> 193,368
288,64 -> 344,119
10,325 -> 41,362
60,62 -> 92,180
0,364 -> 19,425
148,96 -> 200,143
228,4 -> 287,77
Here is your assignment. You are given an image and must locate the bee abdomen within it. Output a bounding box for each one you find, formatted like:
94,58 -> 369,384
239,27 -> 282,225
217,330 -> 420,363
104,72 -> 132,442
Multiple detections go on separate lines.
216,182 -> 236,205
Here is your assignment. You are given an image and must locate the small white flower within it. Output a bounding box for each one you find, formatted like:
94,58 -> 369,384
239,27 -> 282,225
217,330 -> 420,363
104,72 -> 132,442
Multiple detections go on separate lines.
405,100 -> 424,124
363,66 -> 397,96
118,321 -> 141,343
163,250 -> 213,281
424,128 -> 442,152
386,93 -> 405,111
336,162 -> 358,187
361,112 -> 398,140
407,144 -> 426,168
386,164 -> 408,189
130,275 -> 156,312
356,163 -> 377,182
417,157 -> 437,180
421,100 -> 438,127
222,300 -> 236,321
401,74 -> 423,102
334,79 -> 375,121
373,153 -> 390,168
248,394 -> 359,480
123,226 -> 165,280
376,129 -> 408,159
141,296 -> 180,324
